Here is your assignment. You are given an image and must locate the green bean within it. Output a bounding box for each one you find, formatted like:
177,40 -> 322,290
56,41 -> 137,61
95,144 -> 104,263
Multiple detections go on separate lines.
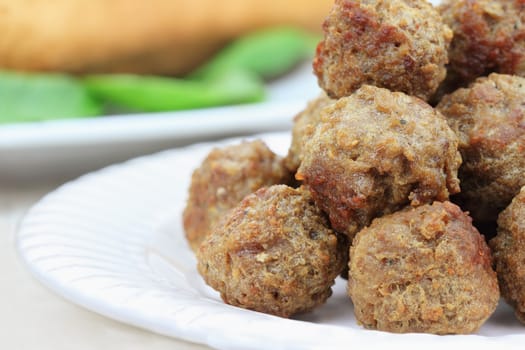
0,71 -> 102,123
83,69 -> 265,112
83,27 -> 317,112
191,26 -> 319,80
0,27 -> 318,122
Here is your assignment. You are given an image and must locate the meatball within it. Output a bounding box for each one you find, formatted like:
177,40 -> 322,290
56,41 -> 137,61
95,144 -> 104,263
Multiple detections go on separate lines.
313,0 -> 452,101
437,73 -> 525,226
183,140 -> 290,252
297,85 -> 461,239
490,187 -> 525,324
439,0 -> 525,85
197,185 -> 347,318
349,201 -> 500,334
283,92 -> 334,174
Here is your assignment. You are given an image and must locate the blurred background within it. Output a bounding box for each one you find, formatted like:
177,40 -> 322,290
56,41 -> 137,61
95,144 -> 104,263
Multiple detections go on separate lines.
1,2 -> 331,350
0,0 -> 331,76
0,0 -> 331,183
1,0 -> 329,75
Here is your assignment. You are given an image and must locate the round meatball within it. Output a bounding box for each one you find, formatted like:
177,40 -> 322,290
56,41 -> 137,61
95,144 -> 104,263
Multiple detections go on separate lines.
313,0 -> 452,101
284,92 -> 334,174
490,187 -> 525,324
437,73 -> 525,226
349,201 -> 500,334
297,85 -> 461,239
197,185 -> 347,318
440,0 -> 525,85
183,140 -> 290,252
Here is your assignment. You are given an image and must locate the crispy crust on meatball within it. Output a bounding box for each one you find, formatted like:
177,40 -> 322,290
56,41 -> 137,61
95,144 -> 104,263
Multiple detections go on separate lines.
284,92 -> 335,174
297,85 -> 461,239
197,185 -> 347,318
437,73 -> 525,224
313,0 -> 452,101
439,0 -> 525,84
349,201 -> 499,334
490,187 -> 525,324
183,140 -> 290,252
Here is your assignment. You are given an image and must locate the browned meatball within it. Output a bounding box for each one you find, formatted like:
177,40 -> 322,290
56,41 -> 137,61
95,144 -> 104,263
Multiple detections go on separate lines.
283,92 -> 334,174
197,185 -> 347,318
183,140 -> 290,252
440,0 -> 525,85
437,73 -> 525,226
349,201 -> 500,334
490,187 -> 525,324
313,0 -> 452,101
297,85 -> 461,239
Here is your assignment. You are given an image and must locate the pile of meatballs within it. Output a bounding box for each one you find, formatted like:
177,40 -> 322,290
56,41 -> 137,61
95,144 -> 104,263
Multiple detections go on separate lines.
183,0 -> 525,335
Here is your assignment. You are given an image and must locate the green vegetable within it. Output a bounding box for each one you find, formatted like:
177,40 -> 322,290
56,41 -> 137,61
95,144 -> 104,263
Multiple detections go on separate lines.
0,71 -> 102,123
0,27 -> 319,122
84,69 -> 265,112
191,26 -> 319,80
84,27 -> 317,112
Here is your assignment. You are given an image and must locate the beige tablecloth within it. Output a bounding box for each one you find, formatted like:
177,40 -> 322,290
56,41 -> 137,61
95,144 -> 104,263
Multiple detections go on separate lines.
1,182 -> 210,350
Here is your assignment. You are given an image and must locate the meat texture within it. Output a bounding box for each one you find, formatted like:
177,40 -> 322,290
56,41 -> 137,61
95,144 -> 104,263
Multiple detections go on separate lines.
437,73 -> 525,227
284,92 -> 334,174
297,85 -> 461,240
490,186 -> 525,324
183,140 -> 290,252
197,185 -> 347,317
439,0 -> 525,85
314,0 -> 452,101
349,201 -> 499,334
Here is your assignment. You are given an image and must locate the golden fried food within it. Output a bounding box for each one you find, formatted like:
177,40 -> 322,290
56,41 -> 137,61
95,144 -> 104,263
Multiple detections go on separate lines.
183,140 -> 290,252
283,92 -> 334,173
297,85 -> 461,240
437,73 -> 525,228
313,0 -> 452,101
439,0 -> 525,85
349,201 -> 499,334
197,185 -> 347,318
490,187 -> 525,324
0,0 -> 332,75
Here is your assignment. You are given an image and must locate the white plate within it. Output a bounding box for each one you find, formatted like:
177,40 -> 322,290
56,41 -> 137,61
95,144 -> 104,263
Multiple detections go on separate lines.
0,63 -> 320,182
16,132 -> 525,350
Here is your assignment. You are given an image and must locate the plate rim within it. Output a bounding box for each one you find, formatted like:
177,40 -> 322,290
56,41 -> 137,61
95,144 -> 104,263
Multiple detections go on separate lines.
15,131 -> 525,350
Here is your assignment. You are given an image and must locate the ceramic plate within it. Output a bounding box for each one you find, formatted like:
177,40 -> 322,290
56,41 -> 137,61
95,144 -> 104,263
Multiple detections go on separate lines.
16,132 -> 525,350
